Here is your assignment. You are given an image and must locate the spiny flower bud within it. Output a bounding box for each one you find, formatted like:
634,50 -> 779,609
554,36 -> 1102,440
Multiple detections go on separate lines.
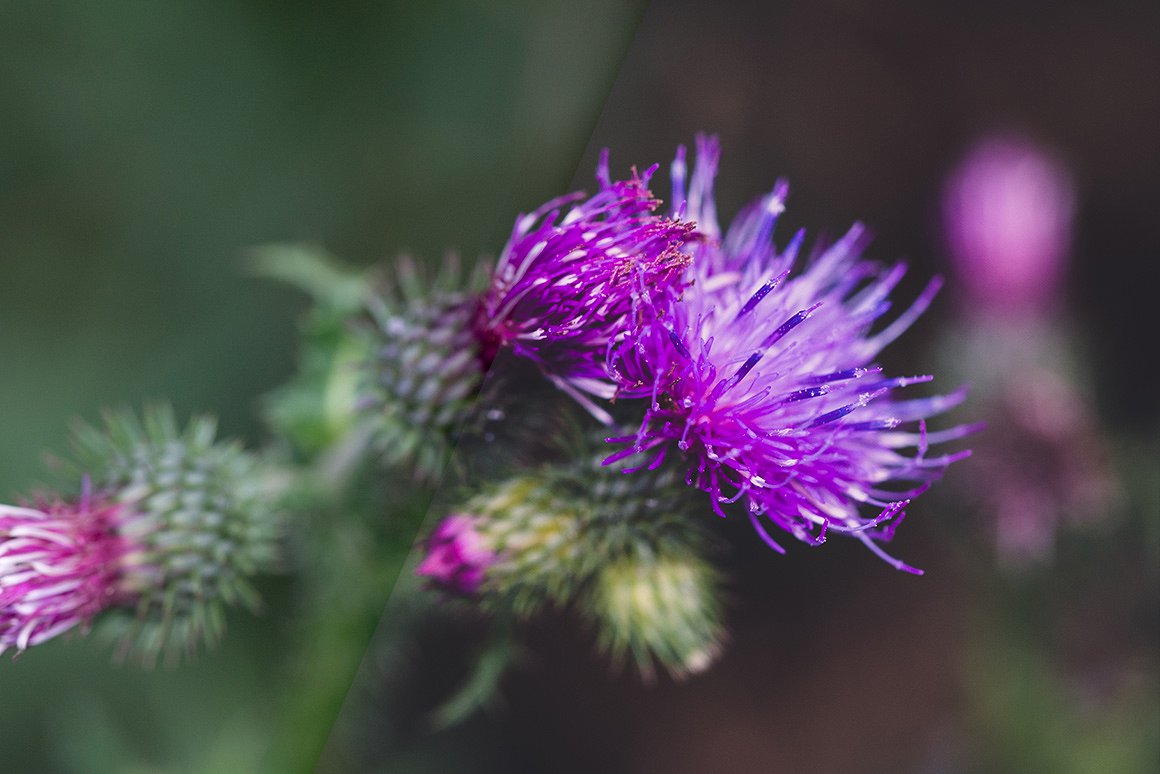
587,545 -> 725,682
417,476 -> 585,616
418,441 -> 730,679
559,448 -> 728,681
59,406 -> 283,664
362,256 -> 490,479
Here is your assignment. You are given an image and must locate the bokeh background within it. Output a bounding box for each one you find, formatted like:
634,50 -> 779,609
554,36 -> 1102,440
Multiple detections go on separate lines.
2,1 -> 1157,772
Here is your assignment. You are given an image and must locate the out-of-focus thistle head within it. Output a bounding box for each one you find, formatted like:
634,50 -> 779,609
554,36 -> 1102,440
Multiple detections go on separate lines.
255,245 -> 491,479
418,437 -> 727,679
943,134 -> 1075,315
937,137 -> 1118,566
362,255 -> 491,479
568,449 -> 726,681
475,152 -> 695,420
609,136 -> 974,573
586,537 -> 724,682
30,405 -> 284,664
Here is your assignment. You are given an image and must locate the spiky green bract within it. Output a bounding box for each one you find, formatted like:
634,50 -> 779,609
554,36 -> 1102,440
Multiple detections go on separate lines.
553,453 -> 727,681
362,255 -> 491,480
66,406 -> 283,665
561,456 -> 696,551
421,437 -> 729,679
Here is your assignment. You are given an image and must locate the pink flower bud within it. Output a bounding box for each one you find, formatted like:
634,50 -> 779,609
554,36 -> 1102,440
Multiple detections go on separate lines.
416,514 -> 496,595
943,135 -> 1075,313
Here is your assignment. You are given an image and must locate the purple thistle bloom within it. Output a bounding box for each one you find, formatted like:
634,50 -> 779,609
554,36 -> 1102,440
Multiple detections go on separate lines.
610,136 -> 973,573
0,487 -> 131,655
416,514 -> 497,595
475,152 -> 694,420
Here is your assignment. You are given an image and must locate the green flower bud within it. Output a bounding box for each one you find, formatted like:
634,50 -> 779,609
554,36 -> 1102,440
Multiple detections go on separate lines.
588,544 -> 725,681
65,406 -> 283,664
421,446 -> 730,679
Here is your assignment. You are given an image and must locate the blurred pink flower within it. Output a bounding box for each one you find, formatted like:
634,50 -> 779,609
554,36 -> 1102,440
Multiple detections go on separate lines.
939,135 -> 1120,565
416,514 -> 497,594
943,135 -> 1075,314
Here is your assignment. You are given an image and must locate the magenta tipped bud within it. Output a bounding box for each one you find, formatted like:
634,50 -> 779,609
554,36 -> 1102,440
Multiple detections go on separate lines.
943,135 -> 1075,314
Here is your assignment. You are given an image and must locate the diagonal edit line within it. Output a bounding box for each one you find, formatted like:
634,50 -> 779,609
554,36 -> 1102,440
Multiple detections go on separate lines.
311,8 -> 652,772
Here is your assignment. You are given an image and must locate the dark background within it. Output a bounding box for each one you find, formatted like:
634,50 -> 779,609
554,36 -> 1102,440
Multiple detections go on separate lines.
503,4 -> 1159,772
581,0 -> 1160,433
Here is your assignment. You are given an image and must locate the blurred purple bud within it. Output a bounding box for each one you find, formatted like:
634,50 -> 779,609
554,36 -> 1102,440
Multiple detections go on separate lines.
943,135 -> 1075,313
416,514 -> 496,595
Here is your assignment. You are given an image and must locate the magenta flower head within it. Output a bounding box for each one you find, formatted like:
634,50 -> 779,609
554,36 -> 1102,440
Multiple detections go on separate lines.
0,485 -> 130,656
416,514 -> 496,595
475,152 -> 695,418
4,407 -> 283,664
942,134 -> 1075,314
610,136 -> 973,573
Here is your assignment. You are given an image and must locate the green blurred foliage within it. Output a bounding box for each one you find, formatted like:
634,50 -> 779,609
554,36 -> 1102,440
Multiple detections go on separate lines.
0,1 -> 643,771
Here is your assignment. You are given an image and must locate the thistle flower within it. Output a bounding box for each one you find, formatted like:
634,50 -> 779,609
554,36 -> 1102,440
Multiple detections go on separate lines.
364,155 -> 699,475
943,134 -> 1075,314
58,406 -> 283,663
2,408 -> 282,662
610,136 -> 972,572
0,486 -> 128,656
474,152 -> 694,419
